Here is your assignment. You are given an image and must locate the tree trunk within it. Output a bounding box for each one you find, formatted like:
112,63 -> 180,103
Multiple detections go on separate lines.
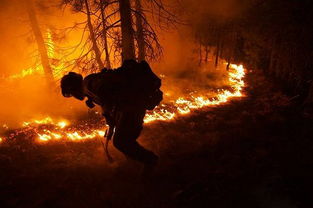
215,40 -> 220,68
25,0 -> 54,84
226,57 -> 231,70
135,0 -> 145,61
220,39 -> 224,60
304,82 -> 313,105
205,46 -> 209,63
199,44 -> 202,66
268,36 -> 279,76
85,0 -> 105,69
268,47 -> 276,76
119,0 -> 135,61
100,0 -> 112,69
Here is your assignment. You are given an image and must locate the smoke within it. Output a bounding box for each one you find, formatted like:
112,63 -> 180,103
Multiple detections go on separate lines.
153,0 -> 245,97
0,0 -> 88,128
182,0 -> 249,19
0,0 -> 245,129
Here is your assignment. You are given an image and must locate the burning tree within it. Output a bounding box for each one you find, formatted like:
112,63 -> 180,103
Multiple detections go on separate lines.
0,0 -> 250,145
25,0 -> 54,84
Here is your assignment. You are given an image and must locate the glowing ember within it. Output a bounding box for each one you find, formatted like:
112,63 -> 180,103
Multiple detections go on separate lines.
66,130 -> 106,141
1,64 -> 246,143
57,121 -> 69,129
23,117 -> 53,126
144,108 -> 176,123
37,129 -> 106,142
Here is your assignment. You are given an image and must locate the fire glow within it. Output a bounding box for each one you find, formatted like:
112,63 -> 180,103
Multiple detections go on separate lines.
144,63 -> 245,122
23,117 -> 69,129
7,30 -> 64,80
0,63 -> 245,143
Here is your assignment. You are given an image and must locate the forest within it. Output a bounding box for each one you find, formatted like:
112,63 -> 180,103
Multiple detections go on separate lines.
0,0 -> 312,207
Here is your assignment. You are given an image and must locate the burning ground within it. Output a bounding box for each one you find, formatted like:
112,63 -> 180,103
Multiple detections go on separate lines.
0,67 -> 313,207
0,63 -> 244,143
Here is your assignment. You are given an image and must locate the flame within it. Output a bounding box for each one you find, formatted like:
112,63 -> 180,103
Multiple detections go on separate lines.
23,117 -> 69,128
144,108 -> 176,123
144,64 -> 245,123
7,30 -> 64,80
1,64 -> 246,143
37,129 -> 106,142
57,121 -> 68,129
8,67 -> 43,80
66,130 -> 106,141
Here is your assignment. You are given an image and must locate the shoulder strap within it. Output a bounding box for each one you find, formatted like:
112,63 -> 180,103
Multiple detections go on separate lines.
83,74 -> 104,105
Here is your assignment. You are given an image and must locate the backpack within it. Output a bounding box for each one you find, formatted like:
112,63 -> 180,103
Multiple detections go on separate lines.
137,61 -> 163,110
101,60 -> 163,110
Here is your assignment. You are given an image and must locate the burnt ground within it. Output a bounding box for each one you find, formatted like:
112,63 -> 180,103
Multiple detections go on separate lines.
0,70 -> 313,208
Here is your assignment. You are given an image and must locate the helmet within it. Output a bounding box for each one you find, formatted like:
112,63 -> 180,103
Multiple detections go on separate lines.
60,72 -> 83,97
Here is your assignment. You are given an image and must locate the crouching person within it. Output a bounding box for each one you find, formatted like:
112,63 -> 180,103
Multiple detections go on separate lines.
60,60 -> 162,175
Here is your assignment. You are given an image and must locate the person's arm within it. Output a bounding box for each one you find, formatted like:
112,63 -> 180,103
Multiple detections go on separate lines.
102,106 -> 115,140
85,96 -> 95,108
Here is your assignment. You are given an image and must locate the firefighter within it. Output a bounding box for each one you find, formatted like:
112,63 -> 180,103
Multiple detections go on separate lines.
60,60 -> 159,174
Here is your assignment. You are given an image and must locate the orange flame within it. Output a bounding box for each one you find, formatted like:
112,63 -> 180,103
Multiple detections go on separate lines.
37,129 -> 105,142
7,30 -> 64,80
144,64 -> 245,123
39,63 -> 245,142
1,64 -> 246,143
23,117 -> 69,129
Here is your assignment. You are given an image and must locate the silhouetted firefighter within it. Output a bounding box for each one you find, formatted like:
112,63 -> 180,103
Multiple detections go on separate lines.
60,60 -> 162,174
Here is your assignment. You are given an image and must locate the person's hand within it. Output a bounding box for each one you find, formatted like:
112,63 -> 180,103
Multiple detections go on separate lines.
86,99 -> 95,108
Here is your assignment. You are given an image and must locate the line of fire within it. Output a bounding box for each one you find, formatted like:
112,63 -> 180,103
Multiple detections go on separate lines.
0,0 -> 312,207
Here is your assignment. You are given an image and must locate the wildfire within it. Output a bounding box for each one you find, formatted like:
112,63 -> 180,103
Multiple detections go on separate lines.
0,64 -> 246,143
37,129 -> 106,142
23,117 -> 69,129
144,63 -> 245,122
7,30 -> 64,80
8,67 -> 43,80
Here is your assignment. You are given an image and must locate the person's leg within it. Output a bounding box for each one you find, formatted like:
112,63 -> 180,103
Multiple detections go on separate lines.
112,110 -> 158,165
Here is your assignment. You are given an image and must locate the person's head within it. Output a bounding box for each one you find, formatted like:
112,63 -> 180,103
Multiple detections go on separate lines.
60,72 -> 85,100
